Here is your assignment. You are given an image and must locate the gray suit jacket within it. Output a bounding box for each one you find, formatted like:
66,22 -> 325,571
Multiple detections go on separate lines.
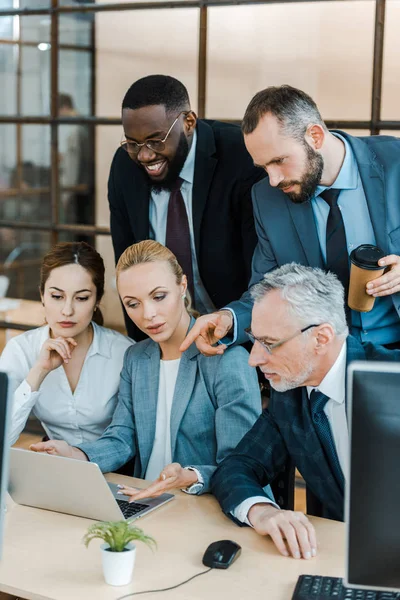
228,132 -> 400,342
77,331 -> 261,493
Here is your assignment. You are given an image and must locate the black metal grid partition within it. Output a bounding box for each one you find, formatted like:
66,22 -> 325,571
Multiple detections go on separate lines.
0,0 -> 399,321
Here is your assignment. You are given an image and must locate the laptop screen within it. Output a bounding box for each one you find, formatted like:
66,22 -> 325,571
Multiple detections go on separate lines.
0,371 -> 9,560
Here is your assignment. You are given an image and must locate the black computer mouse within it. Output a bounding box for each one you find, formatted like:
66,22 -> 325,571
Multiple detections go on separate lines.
202,540 -> 242,569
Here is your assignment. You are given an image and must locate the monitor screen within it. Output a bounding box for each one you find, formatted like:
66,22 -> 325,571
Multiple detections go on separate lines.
346,361 -> 400,592
0,371 -> 9,560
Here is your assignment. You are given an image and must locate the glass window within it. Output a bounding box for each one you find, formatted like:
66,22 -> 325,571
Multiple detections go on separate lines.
58,124 -> 94,226
0,228 -> 51,301
20,15 -> 50,45
59,13 -> 93,47
0,45 -> 17,116
21,45 -> 50,116
19,125 -> 51,224
59,49 -> 92,116
207,1 -> 375,121
96,125 -> 120,228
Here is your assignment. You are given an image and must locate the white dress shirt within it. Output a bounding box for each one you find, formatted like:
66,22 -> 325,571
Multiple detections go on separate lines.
148,130 -> 216,315
145,358 -> 180,481
233,342 -> 348,524
0,322 -> 133,446
144,358 -> 204,493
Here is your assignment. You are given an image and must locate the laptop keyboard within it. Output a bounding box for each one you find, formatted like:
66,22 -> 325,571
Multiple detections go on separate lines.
116,499 -> 150,519
292,575 -> 400,599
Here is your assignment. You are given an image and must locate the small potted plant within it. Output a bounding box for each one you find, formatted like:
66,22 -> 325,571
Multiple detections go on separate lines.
83,520 -> 156,586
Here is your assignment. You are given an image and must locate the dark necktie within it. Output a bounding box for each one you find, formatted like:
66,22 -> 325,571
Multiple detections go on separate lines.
309,389 -> 344,490
320,188 -> 351,323
165,177 -> 194,301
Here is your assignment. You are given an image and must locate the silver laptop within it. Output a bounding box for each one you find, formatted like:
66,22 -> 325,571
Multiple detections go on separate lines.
8,448 -> 174,522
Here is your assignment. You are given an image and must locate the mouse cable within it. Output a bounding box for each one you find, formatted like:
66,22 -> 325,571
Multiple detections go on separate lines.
116,567 -> 212,599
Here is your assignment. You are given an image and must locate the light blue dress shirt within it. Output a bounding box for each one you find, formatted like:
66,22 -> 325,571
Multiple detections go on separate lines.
148,130 -> 216,315
312,133 -> 400,345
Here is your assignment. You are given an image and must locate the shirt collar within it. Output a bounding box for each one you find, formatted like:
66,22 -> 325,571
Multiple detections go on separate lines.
179,129 -> 197,185
86,322 -> 111,359
315,132 -> 358,197
307,341 -> 347,404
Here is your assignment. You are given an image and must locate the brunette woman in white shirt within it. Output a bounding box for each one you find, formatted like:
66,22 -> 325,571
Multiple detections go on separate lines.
0,242 -> 132,446
31,240 -> 261,497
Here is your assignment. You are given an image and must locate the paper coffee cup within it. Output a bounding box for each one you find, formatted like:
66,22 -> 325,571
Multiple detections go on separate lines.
348,244 -> 385,312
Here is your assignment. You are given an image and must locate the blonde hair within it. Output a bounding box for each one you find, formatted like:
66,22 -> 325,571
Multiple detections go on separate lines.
116,240 -> 199,318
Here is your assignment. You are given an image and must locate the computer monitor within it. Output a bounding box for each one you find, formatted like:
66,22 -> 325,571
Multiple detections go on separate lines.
0,371 -> 10,560
346,361 -> 400,593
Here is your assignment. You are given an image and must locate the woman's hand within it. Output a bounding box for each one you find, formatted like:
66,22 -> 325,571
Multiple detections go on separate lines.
117,463 -> 198,502
30,439 -> 88,461
37,336 -> 77,372
26,337 -> 77,391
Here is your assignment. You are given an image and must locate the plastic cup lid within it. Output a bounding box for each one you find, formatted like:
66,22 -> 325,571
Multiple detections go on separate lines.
350,244 -> 385,270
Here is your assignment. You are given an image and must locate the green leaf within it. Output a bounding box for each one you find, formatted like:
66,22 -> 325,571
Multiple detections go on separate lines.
82,520 -> 156,553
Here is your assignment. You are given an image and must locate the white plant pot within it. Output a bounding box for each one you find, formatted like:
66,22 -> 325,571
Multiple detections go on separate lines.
100,542 -> 136,586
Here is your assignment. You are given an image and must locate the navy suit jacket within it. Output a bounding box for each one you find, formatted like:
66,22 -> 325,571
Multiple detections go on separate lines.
211,337 -> 400,522
108,119 -> 265,340
228,132 -> 400,343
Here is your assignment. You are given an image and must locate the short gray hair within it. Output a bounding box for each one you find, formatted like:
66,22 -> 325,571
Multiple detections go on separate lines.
242,85 -> 327,142
251,263 -> 348,338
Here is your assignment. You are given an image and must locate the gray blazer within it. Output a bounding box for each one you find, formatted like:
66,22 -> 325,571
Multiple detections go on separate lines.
77,325 -> 261,493
228,132 -> 400,342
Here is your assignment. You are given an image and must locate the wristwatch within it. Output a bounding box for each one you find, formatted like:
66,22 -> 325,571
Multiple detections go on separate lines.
182,466 -> 204,495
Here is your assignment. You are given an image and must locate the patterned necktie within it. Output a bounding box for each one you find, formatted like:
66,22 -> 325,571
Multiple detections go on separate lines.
309,389 -> 344,490
165,177 -> 194,301
320,188 -> 350,323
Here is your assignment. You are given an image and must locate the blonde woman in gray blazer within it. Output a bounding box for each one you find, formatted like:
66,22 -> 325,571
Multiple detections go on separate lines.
31,241 -> 261,498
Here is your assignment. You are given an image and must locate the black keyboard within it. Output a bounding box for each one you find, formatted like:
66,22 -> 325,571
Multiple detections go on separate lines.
292,575 -> 400,599
116,499 -> 149,519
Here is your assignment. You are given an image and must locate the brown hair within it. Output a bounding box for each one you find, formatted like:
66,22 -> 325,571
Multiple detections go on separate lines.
40,242 -> 105,326
116,240 -> 199,319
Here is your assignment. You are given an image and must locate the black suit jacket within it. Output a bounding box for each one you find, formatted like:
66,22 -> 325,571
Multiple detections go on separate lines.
211,337 -> 400,522
108,119 -> 265,339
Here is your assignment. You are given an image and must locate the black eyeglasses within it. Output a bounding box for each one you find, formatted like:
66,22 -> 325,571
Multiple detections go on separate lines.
120,110 -> 189,157
245,324 -> 319,354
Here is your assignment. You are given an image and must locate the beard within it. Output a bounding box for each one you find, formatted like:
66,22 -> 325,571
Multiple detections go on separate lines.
150,132 -> 189,193
268,350 -> 315,393
278,142 -> 324,204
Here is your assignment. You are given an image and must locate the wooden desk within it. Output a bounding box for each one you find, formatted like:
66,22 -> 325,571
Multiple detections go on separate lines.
0,299 -> 44,352
0,474 -> 345,600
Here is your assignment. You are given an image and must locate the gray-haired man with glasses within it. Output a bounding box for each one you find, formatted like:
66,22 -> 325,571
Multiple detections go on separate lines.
211,263 -> 400,561
109,74 -> 264,341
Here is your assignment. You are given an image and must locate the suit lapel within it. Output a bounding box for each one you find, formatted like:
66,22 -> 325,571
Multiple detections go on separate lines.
169,343 -> 199,459
127,158 -> 151,241
133,342 -> 160,477
298,388 -> 344,511
286,200 -> 324,268
192,121 -> 218,258
340,133 -> 388,254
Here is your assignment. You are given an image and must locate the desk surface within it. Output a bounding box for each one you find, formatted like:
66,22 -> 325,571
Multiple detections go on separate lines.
0,473 -> 345,600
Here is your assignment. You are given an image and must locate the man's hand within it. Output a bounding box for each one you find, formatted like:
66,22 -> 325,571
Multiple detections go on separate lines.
367,255 -> 400,297
179,310 -> 233,356
29,440 -> 88,461
248,503 -> 317,559
117,463 -> 198,502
